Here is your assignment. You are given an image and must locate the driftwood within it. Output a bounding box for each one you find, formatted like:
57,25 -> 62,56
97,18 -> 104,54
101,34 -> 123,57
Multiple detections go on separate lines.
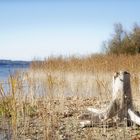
79,71 -> 140,127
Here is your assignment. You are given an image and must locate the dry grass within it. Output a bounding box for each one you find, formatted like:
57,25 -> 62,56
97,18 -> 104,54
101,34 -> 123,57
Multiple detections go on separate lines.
31,54 -> 140,73
0,54 -> 140,139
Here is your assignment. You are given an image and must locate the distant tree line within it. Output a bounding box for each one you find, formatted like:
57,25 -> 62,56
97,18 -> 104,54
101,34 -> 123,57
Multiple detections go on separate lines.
103,23 -> 140,55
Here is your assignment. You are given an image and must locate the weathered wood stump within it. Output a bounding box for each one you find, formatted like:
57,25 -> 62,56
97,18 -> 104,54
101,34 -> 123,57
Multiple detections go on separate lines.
79,71 -> 140,127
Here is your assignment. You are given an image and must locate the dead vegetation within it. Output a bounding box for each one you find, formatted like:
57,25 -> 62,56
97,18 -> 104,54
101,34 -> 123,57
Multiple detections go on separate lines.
0,54 -> 140,139
31,54 -> 140,73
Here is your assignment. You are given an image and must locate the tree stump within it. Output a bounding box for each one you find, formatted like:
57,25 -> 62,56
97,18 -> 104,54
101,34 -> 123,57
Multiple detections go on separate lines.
79,71 -> 134,127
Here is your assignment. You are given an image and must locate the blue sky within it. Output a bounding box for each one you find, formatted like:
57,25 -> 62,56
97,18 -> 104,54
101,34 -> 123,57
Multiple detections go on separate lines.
0,0 -> 140,60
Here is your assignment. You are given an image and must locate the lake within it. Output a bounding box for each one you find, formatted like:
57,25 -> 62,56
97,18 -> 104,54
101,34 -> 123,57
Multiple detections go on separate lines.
0,62 -> 30,82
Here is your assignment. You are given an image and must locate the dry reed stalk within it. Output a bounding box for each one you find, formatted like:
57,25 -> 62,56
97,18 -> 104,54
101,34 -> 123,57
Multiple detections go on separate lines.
0,54 -> 140,139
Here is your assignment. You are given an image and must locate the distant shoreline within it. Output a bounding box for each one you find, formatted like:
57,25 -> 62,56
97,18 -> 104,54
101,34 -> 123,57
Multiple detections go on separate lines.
0,60 -> 31,66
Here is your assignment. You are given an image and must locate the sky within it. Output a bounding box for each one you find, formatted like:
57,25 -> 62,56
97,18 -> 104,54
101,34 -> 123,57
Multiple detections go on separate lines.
0,0 -> 140,60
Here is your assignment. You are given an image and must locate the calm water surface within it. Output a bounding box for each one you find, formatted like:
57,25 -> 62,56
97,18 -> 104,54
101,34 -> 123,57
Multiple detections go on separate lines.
0,64 -> 29,82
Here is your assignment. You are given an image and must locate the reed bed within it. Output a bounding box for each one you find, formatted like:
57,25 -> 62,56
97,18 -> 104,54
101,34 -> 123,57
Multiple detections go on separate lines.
0,54 -> 140,139
31,54 -> 140,73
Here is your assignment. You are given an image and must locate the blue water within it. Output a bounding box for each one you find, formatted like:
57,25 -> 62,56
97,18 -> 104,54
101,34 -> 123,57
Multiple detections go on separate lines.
0,63 -> 29,97
0,64 -> 29,82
